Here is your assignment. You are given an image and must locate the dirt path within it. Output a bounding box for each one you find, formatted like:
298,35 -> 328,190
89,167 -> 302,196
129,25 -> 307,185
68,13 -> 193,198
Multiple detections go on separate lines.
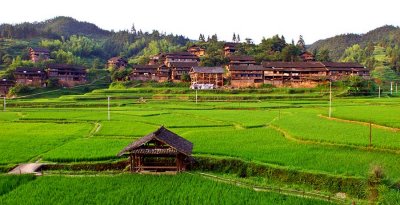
8,163 -> 43,175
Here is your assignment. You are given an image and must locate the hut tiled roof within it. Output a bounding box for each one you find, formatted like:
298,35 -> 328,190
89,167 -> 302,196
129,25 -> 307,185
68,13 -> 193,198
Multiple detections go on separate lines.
0,79 -> 14,86
229,65 -> 265,71
14,67 -> 45,75
322,62 -> 365,68
224,42 -> 239,48
170,62 -> 199,68
191,66 -> 225,74
47,64 -> 86,73
229,55 -> 255,61
132,65 -> 159,70
262,61 -> 325,68
117,126 -> 193,156
108,57 -> 127,63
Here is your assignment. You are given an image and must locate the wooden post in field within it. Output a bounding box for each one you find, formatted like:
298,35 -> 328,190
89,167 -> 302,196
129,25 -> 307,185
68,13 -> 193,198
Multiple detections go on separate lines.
396,83 -> 398,93
391,82 -> 393,95
195,89 -> 198,104
3,97 -> 5,112
329,81 -> 332,118
378,86 -> 381,98
369,122 -> 372,147
107,96 -> 110,121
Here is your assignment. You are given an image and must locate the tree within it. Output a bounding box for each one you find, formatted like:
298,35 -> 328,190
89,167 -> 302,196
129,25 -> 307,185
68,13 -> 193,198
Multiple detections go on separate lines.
281,45 -> 301,62
198,34 -> 205,42
232,33 -> 236,42
130,23 -> 136,35
237,34 -> 241,42
296,35 -> 306,52
245,38 -> 253,44
316,49 -> 331,62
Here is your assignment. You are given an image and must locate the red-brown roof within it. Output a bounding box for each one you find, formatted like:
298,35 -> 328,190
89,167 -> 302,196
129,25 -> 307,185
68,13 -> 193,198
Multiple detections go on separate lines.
229,65 -> 265,71
29,47 -> 50,53
229,55 -> 255,61
191,66 -> 225,74
169,62 -> 199,68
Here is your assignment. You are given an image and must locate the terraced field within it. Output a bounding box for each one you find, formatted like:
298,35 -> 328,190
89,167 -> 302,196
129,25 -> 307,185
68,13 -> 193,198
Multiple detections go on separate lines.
1,88 -> 400,203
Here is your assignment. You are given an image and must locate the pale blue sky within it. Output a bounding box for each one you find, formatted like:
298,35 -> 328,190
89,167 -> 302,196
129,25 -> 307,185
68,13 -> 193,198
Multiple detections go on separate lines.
1,0 -> 399,44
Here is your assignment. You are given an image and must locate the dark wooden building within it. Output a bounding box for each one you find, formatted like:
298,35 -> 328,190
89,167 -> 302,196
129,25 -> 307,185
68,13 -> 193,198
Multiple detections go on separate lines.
229,65 -> 265,88
223,42 -> 239,56
117,126 -> 193,173
262,62 -> 327,87
300,51 -> 315,62
164,52 -> 199,66
108,57 -> 128,68
228,55 -> 256,67
187,45 -> 205,57
190,66 -> 225,89
322,62 -> 370,81
131,65 -> 159,81
0,79 -> 14,97
170,62 -> 199,81
157,64 -> 171,82
29,47 -> 50,63
14,67 -> 46,87
47,64 -> 87,87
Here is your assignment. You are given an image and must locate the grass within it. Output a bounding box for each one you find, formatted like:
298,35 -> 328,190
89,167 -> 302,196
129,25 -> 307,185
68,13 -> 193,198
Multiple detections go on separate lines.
0,122 -> 92,164
0,174 -> 333,205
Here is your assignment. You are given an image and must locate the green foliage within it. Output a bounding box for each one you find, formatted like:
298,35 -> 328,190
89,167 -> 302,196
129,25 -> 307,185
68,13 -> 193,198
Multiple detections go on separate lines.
0,175 -> 36,196
0,174 -> 332,205
46,78 -> 60,88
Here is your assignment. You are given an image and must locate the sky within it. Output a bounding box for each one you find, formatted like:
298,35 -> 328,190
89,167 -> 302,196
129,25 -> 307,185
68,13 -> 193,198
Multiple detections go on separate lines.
1,0 -> 399,44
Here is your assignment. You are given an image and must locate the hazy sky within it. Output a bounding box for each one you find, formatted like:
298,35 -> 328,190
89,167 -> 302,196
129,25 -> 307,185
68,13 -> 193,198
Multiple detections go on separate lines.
1,0 -> 399,44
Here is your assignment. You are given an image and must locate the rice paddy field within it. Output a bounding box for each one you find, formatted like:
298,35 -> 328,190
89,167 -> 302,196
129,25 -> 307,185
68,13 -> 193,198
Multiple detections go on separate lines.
1,87 -> 400,204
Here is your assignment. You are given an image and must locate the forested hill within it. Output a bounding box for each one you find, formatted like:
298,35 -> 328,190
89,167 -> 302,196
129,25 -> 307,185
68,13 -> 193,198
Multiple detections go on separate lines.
309,25 -> 400,60
0,16 -> 111,39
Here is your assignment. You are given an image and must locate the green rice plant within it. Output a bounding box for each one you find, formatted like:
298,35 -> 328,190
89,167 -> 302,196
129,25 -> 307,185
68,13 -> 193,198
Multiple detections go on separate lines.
42,138 -> 133,162
0,122 -> 92,164
0,174 -> 333,205
0,174 -> 36,196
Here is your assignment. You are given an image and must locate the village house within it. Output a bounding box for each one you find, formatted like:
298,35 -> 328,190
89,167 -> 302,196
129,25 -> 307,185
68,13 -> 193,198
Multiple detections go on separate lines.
117,126 -> 193,173
262,62 -> 327,87
189,66 -> 225,89
148,53 -> 166,65
300,51 -> 315,62
14,67 -> 47,87
157,64 -> 171,82
223,42 -> 239,56
187,45 -> 206,57
170,62 -> 199,81
228,55 -> 257,67
47,64 -> 87,87
229,65 -> 265,88
164,52 -> 199,66
131,65 -> 159,81
29,47 -> 50,63
0,79 -> 14,96
322,62 -> 370,81
107,57 -> 128,68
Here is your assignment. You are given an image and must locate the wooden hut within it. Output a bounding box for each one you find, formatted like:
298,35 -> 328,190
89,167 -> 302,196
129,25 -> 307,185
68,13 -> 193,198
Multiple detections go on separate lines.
29,47 -> 50,63
46,64 -> 87,87
14,67 -> 47,87
0,79 -> 14,96
117,126 -> 193,173
107,57 -> 128,68
190,66 -> 225,88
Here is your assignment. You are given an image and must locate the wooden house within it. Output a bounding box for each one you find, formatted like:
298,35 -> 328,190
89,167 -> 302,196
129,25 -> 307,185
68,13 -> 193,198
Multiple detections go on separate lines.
0,79 -> 14,96
157,64 -> 171,82
148,53 -> 166,65
228,55 -> 256,68
187,45 -> 205,57
14,67 -> 46,87
300,51 -> 315,62
322,62 -> 369,81
223,42 -> 239,56
108,57 -> 128,68
117,126 -> 193,173
262,62 -> 327,87
164,52 -> 199,66
190,66 -> 225,89
29,47 -> 50,63
170,62 -> 199,81
131,65 -> 159,81
47,64 -> 87,87
229,65 -> 265,88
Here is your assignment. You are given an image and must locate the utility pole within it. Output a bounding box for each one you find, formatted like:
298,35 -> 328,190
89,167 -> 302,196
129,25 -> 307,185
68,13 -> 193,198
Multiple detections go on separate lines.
369,122 -> 372,147
195,89 -> 198,104
329,81 -> 332,118
3,97 -> 5,112
391,82 -> 393,95
107,96 -> 110,121
378,86 -> 381,98
396,83 -> 398,93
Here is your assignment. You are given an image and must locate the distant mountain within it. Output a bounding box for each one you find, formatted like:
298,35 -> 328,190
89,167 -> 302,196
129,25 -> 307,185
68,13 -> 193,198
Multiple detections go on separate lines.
0,16 -> 111,39
38,16 -> 111,38
309,25 -> 400,60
